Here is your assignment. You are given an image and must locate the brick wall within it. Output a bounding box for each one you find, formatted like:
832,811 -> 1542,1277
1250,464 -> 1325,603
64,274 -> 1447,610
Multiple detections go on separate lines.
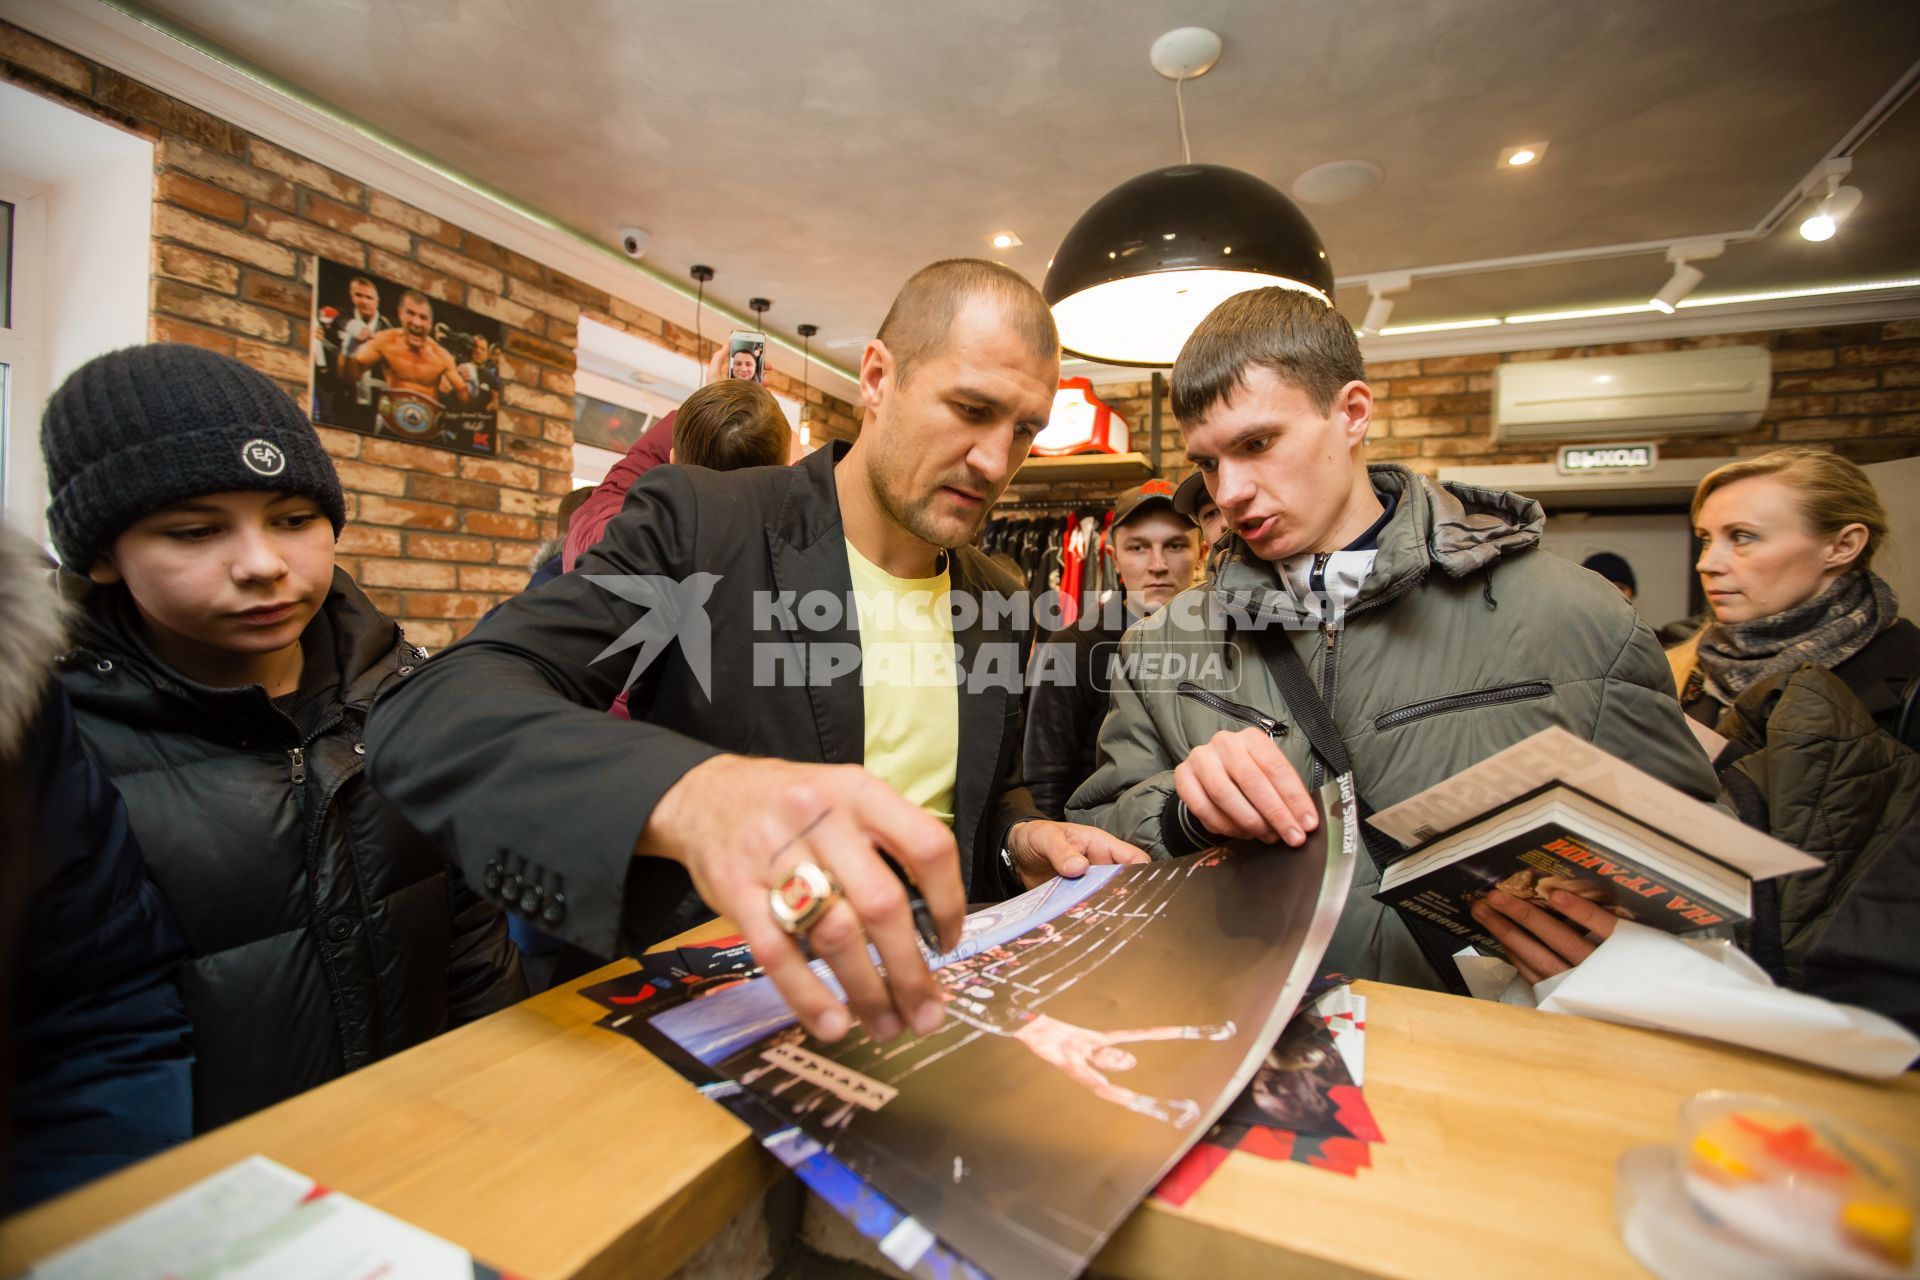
1000,318 -> 1920,512
0,20 -> 862,648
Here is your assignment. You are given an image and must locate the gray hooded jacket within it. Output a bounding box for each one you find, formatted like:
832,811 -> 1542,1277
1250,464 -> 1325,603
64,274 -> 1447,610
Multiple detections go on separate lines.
1069,465 -> 1719,989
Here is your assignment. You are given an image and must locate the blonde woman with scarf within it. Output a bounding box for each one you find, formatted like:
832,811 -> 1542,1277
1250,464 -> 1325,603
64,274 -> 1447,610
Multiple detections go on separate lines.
1673,447 -> 1920,739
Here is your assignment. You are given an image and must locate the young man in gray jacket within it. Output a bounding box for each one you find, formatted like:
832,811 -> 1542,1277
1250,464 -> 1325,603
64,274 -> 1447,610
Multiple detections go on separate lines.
1068,288 -> 1718,991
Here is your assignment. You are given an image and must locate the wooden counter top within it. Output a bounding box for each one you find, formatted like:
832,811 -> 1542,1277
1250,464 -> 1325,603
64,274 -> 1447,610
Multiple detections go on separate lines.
0,922 -> 769,1280
1096,979 -> 1920,1280
4,938 -> 1915,1279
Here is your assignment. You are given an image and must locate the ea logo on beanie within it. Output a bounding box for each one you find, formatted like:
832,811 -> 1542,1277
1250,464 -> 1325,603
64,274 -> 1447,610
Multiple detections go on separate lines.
242,439 -> 287,477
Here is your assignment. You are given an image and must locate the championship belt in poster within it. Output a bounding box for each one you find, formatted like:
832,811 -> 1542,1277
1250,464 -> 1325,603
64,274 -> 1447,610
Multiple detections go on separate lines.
377,388 -> 443,440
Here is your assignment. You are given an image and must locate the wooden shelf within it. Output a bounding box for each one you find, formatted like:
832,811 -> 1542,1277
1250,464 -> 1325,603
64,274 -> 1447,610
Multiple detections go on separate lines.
1012,452 -> 1154,484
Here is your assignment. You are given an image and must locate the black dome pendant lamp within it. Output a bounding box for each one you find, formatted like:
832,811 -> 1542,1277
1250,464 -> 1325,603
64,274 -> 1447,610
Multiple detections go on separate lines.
1043,28 -> 1336,367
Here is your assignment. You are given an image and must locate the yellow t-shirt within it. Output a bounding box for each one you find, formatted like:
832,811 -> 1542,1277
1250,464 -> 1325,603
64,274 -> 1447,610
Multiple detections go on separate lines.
845,539 -> 959,826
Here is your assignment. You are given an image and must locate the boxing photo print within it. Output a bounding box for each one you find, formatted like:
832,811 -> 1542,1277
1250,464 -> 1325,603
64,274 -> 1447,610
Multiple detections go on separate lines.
310,257 -> 503,455
649,781 -> 1361,1280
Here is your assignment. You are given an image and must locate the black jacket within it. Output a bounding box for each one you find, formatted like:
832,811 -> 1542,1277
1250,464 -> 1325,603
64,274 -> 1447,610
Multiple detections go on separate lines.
368,442 -> 1044,957
58,571 -> 524,1133
1023,607 -> 1128,820
2,526 -> 192,1209
1718,666 -> 1920,1036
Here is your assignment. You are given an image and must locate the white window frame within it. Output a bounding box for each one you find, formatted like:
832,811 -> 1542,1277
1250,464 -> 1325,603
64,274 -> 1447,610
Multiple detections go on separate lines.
0,172 -> 50,550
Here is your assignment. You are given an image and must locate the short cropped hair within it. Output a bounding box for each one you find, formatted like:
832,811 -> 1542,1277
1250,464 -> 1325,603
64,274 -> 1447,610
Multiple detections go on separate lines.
397,288 -> 433,315
1692,446 -> 1889,572
556,485 -> 594,539
1171,288 -> 1364,424
673,379 -> 790,472
876,258 -> 1058,383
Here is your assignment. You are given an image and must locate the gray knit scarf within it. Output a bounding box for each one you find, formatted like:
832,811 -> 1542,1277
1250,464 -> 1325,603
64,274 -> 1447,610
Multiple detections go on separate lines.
1696,570 -> 1898,703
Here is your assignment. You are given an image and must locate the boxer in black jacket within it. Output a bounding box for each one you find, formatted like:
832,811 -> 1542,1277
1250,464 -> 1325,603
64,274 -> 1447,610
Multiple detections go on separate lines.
368,260 -> 1144,1045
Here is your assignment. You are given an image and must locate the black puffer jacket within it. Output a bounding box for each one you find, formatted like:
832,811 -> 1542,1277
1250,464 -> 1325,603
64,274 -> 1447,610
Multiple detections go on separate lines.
58,570 -> 524,1132
1718,665 -> 1920,1036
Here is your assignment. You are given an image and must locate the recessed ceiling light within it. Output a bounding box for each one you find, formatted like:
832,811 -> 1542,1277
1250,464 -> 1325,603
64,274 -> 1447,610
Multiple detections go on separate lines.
1500,142 -> 1548,169
989,231 -> 1023,250
1291,160 -> 1384,205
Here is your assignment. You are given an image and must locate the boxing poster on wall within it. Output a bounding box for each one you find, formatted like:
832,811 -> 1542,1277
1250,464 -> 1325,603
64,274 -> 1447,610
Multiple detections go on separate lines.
648,781 -> 1360,1280
309,256 -> 502,455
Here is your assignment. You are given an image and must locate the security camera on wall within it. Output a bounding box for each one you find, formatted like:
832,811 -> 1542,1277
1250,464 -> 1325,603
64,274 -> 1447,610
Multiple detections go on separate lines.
618,226 -> 649,259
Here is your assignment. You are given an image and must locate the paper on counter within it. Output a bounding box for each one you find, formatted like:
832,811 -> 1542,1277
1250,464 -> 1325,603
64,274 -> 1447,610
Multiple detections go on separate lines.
23,1155 -> 499,1280
1455,922 -> 1920,1079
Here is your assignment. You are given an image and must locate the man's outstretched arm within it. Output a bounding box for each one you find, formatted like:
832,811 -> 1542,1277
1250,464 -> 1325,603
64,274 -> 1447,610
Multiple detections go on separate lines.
365,463 -> 724,957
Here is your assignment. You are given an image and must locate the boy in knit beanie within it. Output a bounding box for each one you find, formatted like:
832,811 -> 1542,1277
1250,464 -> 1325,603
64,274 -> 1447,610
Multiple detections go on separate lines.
44,344 -> 523,1132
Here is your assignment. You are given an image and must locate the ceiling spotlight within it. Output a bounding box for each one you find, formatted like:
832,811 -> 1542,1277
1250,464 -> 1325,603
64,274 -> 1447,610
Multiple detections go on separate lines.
1500,142 -> 1548,168
1650,264 -> 1705,314
1800,186 -> 1862,242
1649,238 -> 1724,315
1359,272 -> 1411,336
989,231 -> 1023,250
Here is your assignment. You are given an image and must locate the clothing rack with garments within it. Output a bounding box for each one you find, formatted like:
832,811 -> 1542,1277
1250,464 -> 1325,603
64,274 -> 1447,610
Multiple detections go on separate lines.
978,504 -> 1118,622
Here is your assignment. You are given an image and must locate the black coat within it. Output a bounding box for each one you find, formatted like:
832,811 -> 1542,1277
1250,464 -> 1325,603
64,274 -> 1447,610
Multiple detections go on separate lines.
5,675 -> 191,1210
58,571 -> 524,1133
1022,609 -> 1127,821
1719,665 -> 1920,1036
367,442 -> 1044,957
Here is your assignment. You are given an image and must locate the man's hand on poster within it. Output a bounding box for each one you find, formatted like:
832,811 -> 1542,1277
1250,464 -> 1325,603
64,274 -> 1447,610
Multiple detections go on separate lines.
638,755 -> 964,1045
1005,819 -> 1149,889
1470,888 -> 1619,985
1173,727 -> 1321,847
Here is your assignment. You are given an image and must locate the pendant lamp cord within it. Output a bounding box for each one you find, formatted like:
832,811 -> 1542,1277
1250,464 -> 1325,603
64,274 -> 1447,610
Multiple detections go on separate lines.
1174,75 -> 1192,164
694,277 -> 706,371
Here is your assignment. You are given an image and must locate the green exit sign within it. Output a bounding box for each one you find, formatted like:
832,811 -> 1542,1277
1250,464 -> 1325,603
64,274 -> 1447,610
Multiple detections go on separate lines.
1558,443 -> 1658,474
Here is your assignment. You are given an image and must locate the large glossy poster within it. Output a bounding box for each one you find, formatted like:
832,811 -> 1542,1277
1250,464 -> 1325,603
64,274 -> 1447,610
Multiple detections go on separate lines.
651,781 -> 1359,1280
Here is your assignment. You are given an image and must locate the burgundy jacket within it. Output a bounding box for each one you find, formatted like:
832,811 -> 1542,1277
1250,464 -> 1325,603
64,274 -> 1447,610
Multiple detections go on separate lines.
563,412 -> 676,572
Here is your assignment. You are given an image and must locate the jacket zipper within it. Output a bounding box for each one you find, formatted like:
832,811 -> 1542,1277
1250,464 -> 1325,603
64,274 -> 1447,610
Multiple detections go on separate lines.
287,746 -> 306,784
1374,681 -> 1553,731
1176,682 -> 1286,738
1310,554 -> 1336,788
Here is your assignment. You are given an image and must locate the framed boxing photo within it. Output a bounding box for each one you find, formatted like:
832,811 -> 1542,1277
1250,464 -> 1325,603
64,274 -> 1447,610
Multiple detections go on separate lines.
309,256 -> 503,455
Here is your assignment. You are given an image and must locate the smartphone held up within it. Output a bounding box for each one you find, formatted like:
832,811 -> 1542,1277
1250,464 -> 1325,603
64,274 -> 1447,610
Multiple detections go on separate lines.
728,331 -> 767,384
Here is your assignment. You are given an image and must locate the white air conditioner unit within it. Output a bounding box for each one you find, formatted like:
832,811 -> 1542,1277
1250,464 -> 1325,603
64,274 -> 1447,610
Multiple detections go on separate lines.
1493,346 -> 1771,442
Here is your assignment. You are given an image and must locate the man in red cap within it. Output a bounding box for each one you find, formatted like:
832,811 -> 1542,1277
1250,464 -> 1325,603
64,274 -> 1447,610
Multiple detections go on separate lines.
1023,479 -> 1199,819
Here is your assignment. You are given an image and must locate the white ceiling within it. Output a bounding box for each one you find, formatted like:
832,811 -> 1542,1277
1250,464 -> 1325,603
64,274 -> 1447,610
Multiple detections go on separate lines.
135,0 -> 1920,351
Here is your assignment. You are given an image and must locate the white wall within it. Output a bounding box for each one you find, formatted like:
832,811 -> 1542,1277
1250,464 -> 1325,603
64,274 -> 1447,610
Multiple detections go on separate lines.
45,151 -> 151,383
1540,511 -> 1697,631
1863,455 -> 1920,615
0,81 -> 152,549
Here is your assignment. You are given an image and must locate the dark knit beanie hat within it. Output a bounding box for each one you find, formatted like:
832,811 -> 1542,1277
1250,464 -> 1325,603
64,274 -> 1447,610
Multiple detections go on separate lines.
42,344 -> 346,569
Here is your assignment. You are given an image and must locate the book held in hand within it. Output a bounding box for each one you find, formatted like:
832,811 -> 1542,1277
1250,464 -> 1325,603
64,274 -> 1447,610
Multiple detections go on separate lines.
1367,727 -> 1819,954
